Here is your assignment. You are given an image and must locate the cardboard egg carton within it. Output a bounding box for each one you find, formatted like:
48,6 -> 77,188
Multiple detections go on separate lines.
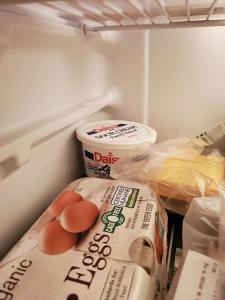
0,178 -> 167,300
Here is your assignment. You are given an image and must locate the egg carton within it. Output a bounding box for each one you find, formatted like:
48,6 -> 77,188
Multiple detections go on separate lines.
0,178 -> 167,300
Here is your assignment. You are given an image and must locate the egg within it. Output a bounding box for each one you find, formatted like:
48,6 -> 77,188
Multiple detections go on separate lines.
60,200 -> 99,233
48,191 -> 83,217
38,220 -> 78,255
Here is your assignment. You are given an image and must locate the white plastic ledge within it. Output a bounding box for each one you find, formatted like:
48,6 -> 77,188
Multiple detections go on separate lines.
0,88 -> 119,179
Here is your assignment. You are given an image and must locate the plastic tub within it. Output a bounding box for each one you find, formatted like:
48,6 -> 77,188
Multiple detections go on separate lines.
76,120 -> 157,178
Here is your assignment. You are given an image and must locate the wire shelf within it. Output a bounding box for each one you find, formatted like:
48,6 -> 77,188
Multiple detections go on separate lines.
1,0 -> 225,31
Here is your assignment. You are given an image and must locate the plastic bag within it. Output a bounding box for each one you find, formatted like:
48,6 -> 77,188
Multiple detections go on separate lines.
182,196 -> 220,259
111,139 -> 224,215
111,135 -> 224,215
166,196 -> 221,300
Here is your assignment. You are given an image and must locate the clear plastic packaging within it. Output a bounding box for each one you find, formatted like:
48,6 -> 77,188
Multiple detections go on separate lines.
166,196 -> 221,300
111,137 -> 224,215
182,196 -> 220,259
167,186 -> 225,300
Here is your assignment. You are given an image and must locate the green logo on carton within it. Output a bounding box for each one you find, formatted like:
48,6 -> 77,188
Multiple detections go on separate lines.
101,206 -> 125,233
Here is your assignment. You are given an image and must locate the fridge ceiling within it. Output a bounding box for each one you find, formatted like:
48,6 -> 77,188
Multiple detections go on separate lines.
1,0 -> 225,31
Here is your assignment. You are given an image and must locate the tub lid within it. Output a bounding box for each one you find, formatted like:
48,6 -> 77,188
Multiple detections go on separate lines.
76,120 -> 157,149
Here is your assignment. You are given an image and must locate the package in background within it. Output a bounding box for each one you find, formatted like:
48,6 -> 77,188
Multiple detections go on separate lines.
182,196 -> 220,259
172,250 -> 219,300
0,178 -> 167,300
166,196 -> 221,300
111,121 -> 225,215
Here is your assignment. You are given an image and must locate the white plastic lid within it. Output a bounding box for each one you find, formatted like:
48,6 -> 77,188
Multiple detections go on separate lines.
76,120 -> 157,149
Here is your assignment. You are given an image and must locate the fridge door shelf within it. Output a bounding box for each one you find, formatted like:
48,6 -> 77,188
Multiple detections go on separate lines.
1,0 -> 225,32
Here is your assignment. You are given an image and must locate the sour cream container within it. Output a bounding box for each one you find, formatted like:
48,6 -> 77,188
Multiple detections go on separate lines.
76,120 -> 157,178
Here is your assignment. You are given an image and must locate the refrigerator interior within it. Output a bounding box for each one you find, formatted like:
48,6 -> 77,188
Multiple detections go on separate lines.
1,0 -> 225,260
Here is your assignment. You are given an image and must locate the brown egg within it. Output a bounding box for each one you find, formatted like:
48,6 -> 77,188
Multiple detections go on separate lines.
60,200 -> 99,233
38,220 -> 78,255
48,191 -> 83,217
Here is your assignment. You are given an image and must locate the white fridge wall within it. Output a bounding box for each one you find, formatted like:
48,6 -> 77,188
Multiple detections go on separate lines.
0,12 -> 109,131
0,12 -> 148,133
99,30 -> 150,124
0,13 -> 147,258
149,27 -> 225,141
